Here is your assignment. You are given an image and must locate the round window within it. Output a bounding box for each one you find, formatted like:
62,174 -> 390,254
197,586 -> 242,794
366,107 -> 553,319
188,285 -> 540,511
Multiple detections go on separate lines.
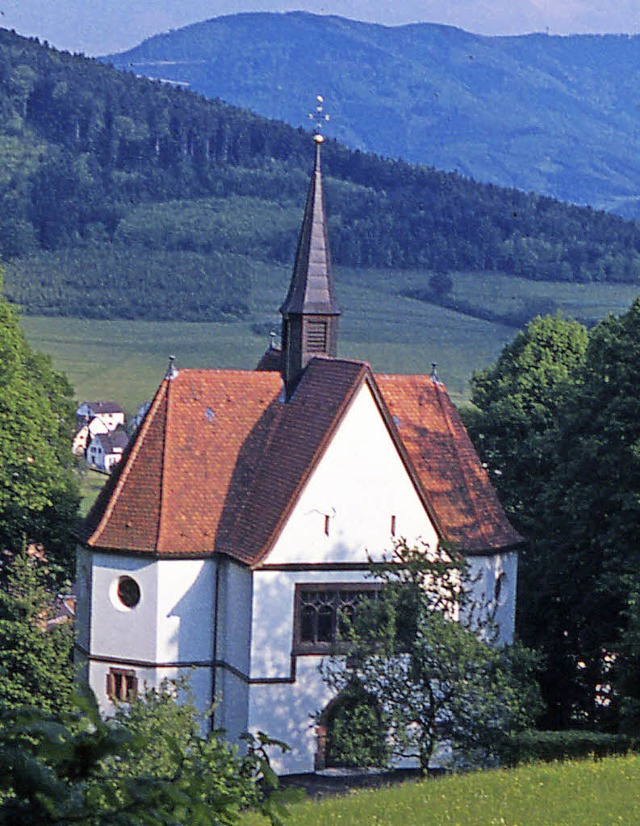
117,576 -> 141,608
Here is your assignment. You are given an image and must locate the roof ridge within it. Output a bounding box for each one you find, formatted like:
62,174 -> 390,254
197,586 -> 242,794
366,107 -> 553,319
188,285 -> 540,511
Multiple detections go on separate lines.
313,354 -> 371,367
376,370 -> 449,389
179,367 -> 273,377
155,377 -> 173,553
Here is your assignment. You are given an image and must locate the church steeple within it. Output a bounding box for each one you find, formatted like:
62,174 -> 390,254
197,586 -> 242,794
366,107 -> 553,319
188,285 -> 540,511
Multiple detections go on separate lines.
280,131 -> 340,395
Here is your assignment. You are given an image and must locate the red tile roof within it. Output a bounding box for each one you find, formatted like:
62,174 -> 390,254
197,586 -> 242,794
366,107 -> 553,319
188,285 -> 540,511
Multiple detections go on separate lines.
255,346 -> 282,372
376,373 -> 522,553
80,359 -> 521,562
81,370 -> 282,556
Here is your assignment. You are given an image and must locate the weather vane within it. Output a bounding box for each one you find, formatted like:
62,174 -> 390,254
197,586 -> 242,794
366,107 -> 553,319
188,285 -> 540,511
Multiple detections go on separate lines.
308,94 -> 330,143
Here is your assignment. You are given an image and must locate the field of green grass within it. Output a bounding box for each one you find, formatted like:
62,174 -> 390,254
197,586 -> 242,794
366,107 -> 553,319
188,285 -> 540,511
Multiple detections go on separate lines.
241,754 -> 640,825
20,277 -> 515,414
77,468 -> 109,516
19,267 -> 640,415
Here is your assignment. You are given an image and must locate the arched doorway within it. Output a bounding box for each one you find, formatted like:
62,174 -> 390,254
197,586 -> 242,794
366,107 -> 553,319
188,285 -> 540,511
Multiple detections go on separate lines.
316,681 -> 388,770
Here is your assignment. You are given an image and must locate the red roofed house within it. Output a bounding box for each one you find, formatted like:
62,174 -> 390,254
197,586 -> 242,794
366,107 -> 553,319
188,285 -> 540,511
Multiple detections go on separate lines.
75,135 -> 522,774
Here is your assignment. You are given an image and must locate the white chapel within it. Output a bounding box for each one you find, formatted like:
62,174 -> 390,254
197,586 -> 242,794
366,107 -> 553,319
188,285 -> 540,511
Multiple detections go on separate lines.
75,133 -> 522,774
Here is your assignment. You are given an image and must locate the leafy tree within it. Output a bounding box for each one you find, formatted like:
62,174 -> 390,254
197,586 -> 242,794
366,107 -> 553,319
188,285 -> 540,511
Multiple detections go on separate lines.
462,315 -> 592,727
465,302 -> 640,730
0,551 -> 74,715
428,269 -> 454,297
463,314 -> 588,529
0,680 -> 290,825
3,27 -> 640,316
322,680 -> 389,769
616,588 -> 640,736
321,541 -> 539,771
532,298 -> 640,727
0,282 -> 78,576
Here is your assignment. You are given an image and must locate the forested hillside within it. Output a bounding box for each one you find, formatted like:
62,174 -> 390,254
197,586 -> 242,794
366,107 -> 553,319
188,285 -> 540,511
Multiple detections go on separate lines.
106,12 -> 640,217
2,28 -> 640,323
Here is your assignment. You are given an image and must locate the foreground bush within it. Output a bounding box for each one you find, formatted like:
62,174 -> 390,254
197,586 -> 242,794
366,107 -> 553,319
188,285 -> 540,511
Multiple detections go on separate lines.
0,681 -> 289,825
322,541 -> 540,771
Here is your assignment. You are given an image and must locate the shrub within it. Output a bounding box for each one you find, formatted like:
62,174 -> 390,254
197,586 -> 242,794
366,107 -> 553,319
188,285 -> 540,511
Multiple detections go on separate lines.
501,729 -> 636,766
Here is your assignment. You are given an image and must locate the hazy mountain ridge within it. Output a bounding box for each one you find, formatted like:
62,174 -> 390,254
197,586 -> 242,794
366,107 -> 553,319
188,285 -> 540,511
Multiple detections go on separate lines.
1,27 -> 640,329
105,12 -> 640,217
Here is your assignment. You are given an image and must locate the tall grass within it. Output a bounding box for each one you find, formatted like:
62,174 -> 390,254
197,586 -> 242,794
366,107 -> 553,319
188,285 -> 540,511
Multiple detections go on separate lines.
242,754 -> 640,825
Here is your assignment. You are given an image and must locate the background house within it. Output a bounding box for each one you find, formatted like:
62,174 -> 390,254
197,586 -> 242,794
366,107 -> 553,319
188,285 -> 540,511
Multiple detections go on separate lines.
86,429 -> 129,472
72,416 -> 110,456
76,401 -> 125,432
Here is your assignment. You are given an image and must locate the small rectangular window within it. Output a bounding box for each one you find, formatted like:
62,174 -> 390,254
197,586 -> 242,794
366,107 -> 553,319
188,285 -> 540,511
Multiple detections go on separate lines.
107,668 -> 138,702
391,514 -> 396,536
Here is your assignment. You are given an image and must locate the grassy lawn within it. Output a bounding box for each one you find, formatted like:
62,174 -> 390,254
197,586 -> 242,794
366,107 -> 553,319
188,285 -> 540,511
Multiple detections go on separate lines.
19,307 -> 512,414
242,755 -> 640,825
20,315 -> 269,417
434,269 -> 640,326
77,467 -> 110,516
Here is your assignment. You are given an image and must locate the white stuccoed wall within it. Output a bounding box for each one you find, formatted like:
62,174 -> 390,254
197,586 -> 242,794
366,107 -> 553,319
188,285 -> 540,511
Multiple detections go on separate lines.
78,549 -> 217,718
248,569 -> 370,773
248,382 -> 440,773
266,382 -> 439,567
213,558 -> 253,742
466,550 -> 518,644
155,557 -> 215,664
75,547 -> 93,656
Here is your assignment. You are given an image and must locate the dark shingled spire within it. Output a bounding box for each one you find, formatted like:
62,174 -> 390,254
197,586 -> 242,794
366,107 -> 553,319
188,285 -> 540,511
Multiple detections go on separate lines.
280,136 -> 340,395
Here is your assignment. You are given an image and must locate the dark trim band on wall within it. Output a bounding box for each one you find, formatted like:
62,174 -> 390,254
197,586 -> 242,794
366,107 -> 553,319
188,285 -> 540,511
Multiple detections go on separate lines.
255,562 -> 372,572
75,645 -> 297,685
75,645 -> 215,670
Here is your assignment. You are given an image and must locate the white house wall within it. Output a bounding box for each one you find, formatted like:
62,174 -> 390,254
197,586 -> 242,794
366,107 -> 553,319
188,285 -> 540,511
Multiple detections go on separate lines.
88,417 -> 110,436
266,382 -> 439,567
213,558 -> 253,742
75,548 -> 93,654
248,383 -> 440,773
88,552 -> 159,663
79,550 -> 217,718
248,568 -> 371,773
248,555 -> 517,774
155,558 -> 216,663
466,550 -> 518,644
87,661 -> 212,722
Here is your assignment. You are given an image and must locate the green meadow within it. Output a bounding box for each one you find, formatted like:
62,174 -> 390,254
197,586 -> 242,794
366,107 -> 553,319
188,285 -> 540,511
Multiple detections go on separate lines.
20,267 -> 640,416
241,754 -> 640,825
